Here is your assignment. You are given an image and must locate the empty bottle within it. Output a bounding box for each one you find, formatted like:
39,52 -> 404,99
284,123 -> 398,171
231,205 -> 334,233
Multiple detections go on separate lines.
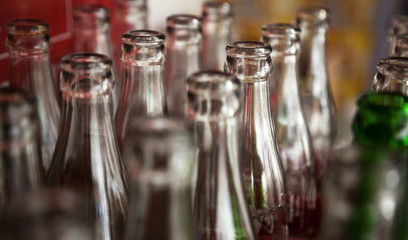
295,7 -> 337,181
6,19 -> 60,171
114,30 -> 168,153
73,4 -> 119,113
46,53 -> 129,240
389,33 -> 408,57
0,88 -> 44,207
372,57 -> 408,96
322,92 -> 408,240
186,70 -> 256,240
165,14 -> 202,117
225,41 -> 289,239
262,23 -> 321,239
201,1 -> 234,71
124,117 -> 196,240
388,15 -> 408,55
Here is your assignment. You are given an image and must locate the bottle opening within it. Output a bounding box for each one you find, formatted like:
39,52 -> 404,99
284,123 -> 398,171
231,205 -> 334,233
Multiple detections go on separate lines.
166,14 -> 201,30
187,70 -> 239,96
122,30 -> 165,47
6,19 -> 49,36
61,53 -> 112,74
226,41 -> 272,58
295,7 -> 330,30
377,57 -> 408,76
74,4 -> 110,27
262,23 -> 300,39
202,2 -> 233,19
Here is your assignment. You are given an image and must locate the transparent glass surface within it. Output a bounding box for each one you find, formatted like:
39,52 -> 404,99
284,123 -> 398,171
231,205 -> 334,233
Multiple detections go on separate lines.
225,41 -> 289,240
201,2 -> 233,71
114,30 -> 168,154
6,19 -> 61,171
262,23 -> 321,239
186,70 -> 256,240
0,189 -> 93,240
322,92 -> 408,240
73,4 -> 119,113
46,53 -> 129,240
295,7 -> 337,182
124,118 -> 196,240
390,34 -> 408,57
165,14 -> 202,117
388,15 -> 408,55
0,88 -> 44,207
372,57 -> 408,97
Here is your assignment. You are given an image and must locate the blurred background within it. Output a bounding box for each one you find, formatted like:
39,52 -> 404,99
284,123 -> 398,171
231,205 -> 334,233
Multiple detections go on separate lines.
0,0 -> 407,145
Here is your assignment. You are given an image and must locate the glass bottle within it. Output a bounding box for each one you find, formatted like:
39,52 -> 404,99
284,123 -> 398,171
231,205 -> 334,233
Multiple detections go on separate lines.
0,88 -> 44,207
322,92 -> 408,240
186,70 -> 256,240
6,19 -> 61,171
46,53 -> 129,240
388,15 -> 408,55
262,23 -> 321,239
389,33 -> 408,57
295,7 -> 337,181
0,189 -> 93,240
73,4 -> 119,113
225,41 -> 289,240
124,117 -> 196,240
114,30 -> 168,154
201,1 -> 233,71
372,57 -> 408,96
165,14 -> 202,118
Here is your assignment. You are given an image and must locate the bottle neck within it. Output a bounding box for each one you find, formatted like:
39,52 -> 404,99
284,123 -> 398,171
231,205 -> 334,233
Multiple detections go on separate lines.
298,29 -> 328,87
73,24 -> 112,57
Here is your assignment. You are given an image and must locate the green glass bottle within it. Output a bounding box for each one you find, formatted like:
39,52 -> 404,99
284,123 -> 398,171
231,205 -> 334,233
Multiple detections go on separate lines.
322,92 -> 408,240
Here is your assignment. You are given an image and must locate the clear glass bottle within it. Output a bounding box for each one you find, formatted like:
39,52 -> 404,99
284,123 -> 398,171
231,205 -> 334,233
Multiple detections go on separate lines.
165,14 -> 202,118
0,189 -> 93,240
124,117 -> 196,240
186,70 -> 256,240
295,7 -> 337,182
262,23 -> 321,239
372,57 -> 408,96
225,41 -> 289,240
0,88 -> 44,207
201,1 -> 233,71
46,53 -> 129,240
389,33 -> 408,57
73,4 -> 119,112
388,15 -> 408,55
6,19 -> 61,171
114,30 -> 168,154
322,92 -> 408,240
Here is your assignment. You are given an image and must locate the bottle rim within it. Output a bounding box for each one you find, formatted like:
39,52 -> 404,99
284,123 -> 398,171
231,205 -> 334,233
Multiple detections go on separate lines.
60,52 -> 112,73
74,4 -> 110,17
6,19 -> 49,36
122,30 -> 165,47
226,41 -> 272,58
377,57 -> 408,75
166,14 -> 201,30
202,1 -> 233,19
261,23 -> 300,40
187,70 -> 240,96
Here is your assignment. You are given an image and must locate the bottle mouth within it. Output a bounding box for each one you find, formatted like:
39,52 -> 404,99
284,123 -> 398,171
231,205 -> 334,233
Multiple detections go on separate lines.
226,41 -> 272,58
202,2 -> 233,20
187,70 -> 240,96
74,4 -> 110,26
377,57 -> 408,76
166,14 -> 201,30
262,23 -> 300,39
119,0 -> 146,7
60,53 -> 113,97
122,30 -> 165,47
295,7 -> 330,30
6,19 -> 49,36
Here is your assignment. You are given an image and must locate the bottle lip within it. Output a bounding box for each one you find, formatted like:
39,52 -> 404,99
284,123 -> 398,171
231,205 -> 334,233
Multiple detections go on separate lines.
6,19 -> 49,36
377,57 -> 408,75
295,6 -> 330,30
122,30 -> 165,47
60,52 -> 112,74
119,0 -> 146,7
262,23 -> 300,40
226,41 -> 272,58
202,1 -> 233,19
74,4 -> 110,26
166,14 -> 201,30
187,70 -> 240,96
